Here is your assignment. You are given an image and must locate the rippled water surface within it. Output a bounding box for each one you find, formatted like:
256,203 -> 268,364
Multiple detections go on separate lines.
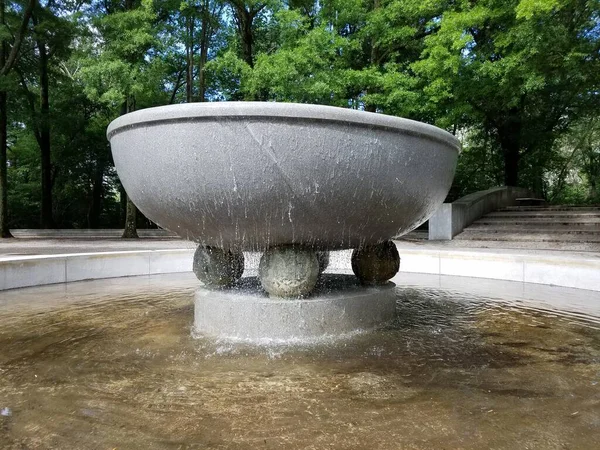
1,273 -> 599,449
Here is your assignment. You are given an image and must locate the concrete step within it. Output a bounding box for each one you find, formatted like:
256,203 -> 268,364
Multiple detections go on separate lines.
455,231 -> 600,243
472,220 -> 600,228
477,217 -> 600,223
486,211 -> 600,219
396,230 -> 428,241
460,227 -> 600,236
501,206 -> 600,212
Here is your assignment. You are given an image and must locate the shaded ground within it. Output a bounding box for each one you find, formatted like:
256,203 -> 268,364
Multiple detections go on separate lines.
0,238 -> 194,258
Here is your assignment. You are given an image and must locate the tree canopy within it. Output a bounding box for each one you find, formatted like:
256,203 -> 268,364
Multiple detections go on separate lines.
0,0 -> 598,232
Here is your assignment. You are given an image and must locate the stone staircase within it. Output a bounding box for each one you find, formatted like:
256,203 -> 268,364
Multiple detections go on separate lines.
455,206 -> 600,248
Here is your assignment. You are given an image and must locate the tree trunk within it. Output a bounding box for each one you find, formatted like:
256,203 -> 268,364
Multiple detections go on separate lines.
0,0 -> 12,237
198,5 -> 209,102
119,183 -> 126,224
88,160 -> 104,228
40,44 -> 54,228
0,0 -> 35,238
121,97 -> 138,238
122,195 -> 138,238
240,12 -> 253,67
362,0 -> 379,113
34,13 -> 54,228
186,15 -> 194,102
0,0 -> 35,77
198,40 -> 207,101
502,144 -> 520,187
0,89 -> 11,238
497,117 -> 522,187
230,3 -> 255,67
586,149 -> 599,200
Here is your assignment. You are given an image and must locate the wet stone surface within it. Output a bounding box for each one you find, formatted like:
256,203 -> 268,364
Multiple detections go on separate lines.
0,273 -> 599,449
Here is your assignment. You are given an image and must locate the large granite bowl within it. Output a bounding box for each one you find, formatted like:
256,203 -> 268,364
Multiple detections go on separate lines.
107,102 -> 460,251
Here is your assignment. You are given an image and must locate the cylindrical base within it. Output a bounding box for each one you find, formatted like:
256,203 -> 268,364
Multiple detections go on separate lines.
193,275 -> 397,344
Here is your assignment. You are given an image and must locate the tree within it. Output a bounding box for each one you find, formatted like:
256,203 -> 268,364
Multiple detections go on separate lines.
0,0 -> 35,237
157,0 -> 223,102
244,9 -> 353,104
197,0 -> 223,101
548,116 -> 600,204
2,0 -> 600,233
412,0 -> 600,187
227,0 -> 270,67
18,0 -> 73,228
81,0 -> 158,237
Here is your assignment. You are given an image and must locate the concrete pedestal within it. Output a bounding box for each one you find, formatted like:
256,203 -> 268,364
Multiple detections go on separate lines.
193,275 -> 397,344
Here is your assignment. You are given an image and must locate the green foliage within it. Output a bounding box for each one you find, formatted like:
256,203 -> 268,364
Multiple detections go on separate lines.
410,0 -> 599,187
246,24 -> 355,104
451,128 -> 504,200
2,0 -> 600,231
7,131 -> 40,227
206,50 -> 252,100
80,1 -> 158,108
546,117 -> 600,204
516,0 -> 563,19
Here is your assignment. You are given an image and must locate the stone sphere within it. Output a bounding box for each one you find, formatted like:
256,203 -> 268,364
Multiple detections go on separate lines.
259,246 -> 319,298
193,246 -> 244,287
351,241 -> 400,285
316,251 -> 330,274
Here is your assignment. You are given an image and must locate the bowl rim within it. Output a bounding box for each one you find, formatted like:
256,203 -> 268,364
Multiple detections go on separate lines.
107,102 -> 461,151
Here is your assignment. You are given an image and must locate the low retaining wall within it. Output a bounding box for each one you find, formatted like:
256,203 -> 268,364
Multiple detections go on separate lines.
0,249 -> 194,291
397,248 -> 600,292
0,246 -> 598,292
428,186 -> 533,240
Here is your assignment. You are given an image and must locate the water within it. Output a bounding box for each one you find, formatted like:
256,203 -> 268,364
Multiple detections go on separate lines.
1,273 -> 599,449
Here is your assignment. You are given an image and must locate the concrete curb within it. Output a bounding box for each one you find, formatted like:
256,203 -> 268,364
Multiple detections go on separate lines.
0,247 -> 597,292
0,249 -> 194,291
397,249 -> 599,292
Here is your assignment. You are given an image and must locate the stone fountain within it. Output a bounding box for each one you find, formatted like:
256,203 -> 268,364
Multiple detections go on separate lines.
107,102 -> 460,342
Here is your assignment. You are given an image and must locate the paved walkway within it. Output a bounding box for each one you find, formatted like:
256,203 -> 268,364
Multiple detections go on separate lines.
0,238 -> 194,258
0,235 -> 598,261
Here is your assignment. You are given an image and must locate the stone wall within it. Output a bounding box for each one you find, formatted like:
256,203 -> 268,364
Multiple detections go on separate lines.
428,186 -> 533,240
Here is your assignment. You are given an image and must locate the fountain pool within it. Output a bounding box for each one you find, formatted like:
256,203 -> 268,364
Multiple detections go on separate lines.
1,271 -> 599,449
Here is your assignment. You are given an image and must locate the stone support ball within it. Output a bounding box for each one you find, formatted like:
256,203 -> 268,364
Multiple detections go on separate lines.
351,241 -> 400,285
259,246 -> 319,298
316,251 -> 330,274
193,246 -> 244,287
